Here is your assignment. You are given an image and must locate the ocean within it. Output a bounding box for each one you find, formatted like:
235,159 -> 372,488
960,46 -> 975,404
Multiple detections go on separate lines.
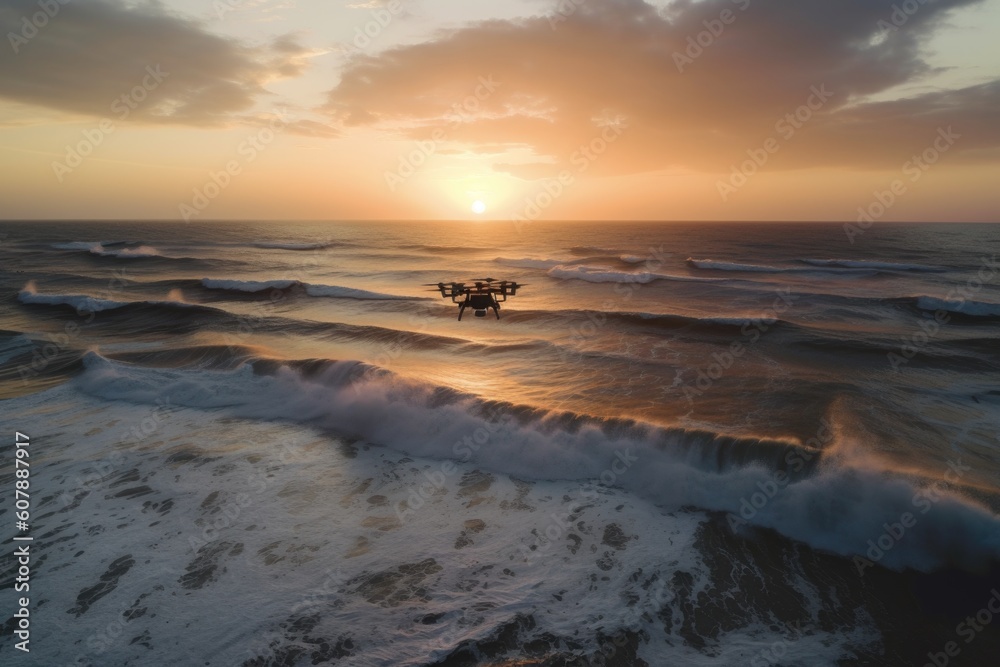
1,220 -> 999,666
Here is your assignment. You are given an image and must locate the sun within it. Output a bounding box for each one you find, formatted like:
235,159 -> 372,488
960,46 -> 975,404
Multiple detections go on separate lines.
471,200 -> 487,215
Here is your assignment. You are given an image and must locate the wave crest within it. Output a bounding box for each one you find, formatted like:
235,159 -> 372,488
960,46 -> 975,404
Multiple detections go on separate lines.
200,278 -> 423,300
73,352 -> 1000,574
52,241 -> 163,258
547,264 -> 722,284
252,242 -> 337,251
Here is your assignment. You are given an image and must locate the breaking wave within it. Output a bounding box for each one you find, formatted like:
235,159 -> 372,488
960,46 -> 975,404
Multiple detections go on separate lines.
73,351 -> 1000,575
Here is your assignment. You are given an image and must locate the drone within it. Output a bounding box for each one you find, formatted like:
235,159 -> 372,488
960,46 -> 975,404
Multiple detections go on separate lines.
424,278 -> 525,320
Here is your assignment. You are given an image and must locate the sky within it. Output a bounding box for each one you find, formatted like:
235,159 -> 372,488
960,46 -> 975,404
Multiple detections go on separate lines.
0,0 -> 998,222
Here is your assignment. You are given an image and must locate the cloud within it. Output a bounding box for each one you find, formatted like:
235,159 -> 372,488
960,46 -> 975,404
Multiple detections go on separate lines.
0,0 -> 313,126
322,0 -> 1000,177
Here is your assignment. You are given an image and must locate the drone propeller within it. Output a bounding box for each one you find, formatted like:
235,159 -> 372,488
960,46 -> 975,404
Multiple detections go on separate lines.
468,277 -> 497,283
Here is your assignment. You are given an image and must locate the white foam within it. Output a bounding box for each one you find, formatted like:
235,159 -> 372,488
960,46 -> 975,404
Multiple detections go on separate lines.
72,353 -> 1000,574
88,245 -> 162,258
53,241 -> 159,257
113,245 -> 161,258
1,381 -> 724,666
18,281 -> 128,312
18,281 -> 193,313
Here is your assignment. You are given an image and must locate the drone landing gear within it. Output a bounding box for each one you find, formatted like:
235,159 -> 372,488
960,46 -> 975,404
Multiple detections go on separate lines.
458,303 -> 500,321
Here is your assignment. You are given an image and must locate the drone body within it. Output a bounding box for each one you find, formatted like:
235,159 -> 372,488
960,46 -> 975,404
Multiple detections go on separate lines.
425,278 -> 524,320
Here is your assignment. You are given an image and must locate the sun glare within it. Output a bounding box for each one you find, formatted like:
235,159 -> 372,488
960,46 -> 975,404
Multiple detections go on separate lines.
471,200 -> 487,215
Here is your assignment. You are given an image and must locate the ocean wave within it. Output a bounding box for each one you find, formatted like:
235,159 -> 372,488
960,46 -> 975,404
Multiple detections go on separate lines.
494,257 -> 566,270
915,296 -> 1000,317
569,245 -> 624,255
52,241 -> 163,259
688,258 -> 787,272
73,352 -> 1000,574
304,284 -> 420,300
18,282 -> 130,312
402,244 -> 485,254
688,258 -> 876,275
547,265 -> 723,284
252,242 -> 338,251
17,282 -> 218,316
98,245 -> 162,259
201,278 -> 299,293
52,241 -> 104,250
801,259 -> 947,272
505,307 -> 795,336
0,332 -> 35,366
200,278 -> 424,300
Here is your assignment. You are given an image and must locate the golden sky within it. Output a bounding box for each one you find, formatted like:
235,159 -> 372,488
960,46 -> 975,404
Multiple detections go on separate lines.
1,0 -> 998,221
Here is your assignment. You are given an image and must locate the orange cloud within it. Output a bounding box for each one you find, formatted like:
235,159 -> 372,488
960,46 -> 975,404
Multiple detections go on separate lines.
323,0 -> 1000,178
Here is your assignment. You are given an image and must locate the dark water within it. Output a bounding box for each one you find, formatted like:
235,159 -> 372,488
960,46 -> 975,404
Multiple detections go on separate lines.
1,220 -> 999,665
